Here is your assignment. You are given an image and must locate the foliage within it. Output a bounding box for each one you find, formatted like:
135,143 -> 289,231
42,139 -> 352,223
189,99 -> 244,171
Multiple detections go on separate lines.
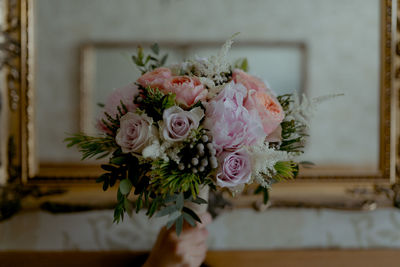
64,134 -> 116,160
273,161 -> 299,181
132,43 -> 169,74
233,58 -> 249,72
135,86 -> 176,121
254,185 -> 269,205
150,160 -> 202,199
277,94 -> 308,154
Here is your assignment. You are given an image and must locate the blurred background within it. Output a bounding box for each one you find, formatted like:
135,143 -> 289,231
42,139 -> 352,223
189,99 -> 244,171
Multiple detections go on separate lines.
0,0 -> 399,264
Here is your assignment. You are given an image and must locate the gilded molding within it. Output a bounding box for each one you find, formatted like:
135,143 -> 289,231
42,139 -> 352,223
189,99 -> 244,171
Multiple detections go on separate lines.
1,0 -> 20,111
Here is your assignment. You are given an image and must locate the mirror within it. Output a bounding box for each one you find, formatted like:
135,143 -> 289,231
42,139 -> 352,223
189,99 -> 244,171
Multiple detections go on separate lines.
4,0 -> 396,206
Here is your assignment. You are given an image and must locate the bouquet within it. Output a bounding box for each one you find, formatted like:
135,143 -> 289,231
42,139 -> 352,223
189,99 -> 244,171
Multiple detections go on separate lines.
66,35 -> 315,235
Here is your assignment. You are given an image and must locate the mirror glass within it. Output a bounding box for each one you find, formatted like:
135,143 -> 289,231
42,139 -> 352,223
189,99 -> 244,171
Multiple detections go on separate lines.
33,0 -> 380,175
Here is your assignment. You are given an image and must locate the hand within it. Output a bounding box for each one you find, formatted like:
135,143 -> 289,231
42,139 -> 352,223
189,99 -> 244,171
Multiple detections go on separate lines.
143,212 -> 212,267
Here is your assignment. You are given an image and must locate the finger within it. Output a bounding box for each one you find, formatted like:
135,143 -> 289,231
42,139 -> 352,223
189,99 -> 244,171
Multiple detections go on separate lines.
178,227 -> 208,242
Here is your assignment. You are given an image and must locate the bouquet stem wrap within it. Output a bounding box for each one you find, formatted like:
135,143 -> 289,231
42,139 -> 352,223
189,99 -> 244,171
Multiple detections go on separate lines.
185,186 -> 209,215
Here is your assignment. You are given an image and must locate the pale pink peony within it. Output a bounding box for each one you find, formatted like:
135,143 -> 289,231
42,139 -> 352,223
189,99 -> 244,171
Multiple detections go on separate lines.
115,112 -> 156,153
97,83 -> 138,134
245,90 -> 284,136
232,69 -> 284,137
216,148 -> 252,188
204,82 -> 266,153
232,69 -> 269,93
137,67 -> 172,90
163,76 -> 208,107
162,106 -> 204,142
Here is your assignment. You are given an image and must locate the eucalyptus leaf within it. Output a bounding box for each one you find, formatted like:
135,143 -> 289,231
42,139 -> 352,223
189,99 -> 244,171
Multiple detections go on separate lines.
119,179 -> 132,195
163,194 -> 178,204
167,210 -> 181,222
175,215 -> 184,236
166,218 -> 175,230
191,197 -> 207,205
183,213 -> 196,227
182,207 -> 201,223
176,193 -> 184,210
157,205 -> 179,217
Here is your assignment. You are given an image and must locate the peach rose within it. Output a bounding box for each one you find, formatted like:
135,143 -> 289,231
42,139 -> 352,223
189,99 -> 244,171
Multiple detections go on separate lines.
232,69 -> 269,93
137,67 -> 172,90
163,76 -> 208,107
244,90 -> 284,136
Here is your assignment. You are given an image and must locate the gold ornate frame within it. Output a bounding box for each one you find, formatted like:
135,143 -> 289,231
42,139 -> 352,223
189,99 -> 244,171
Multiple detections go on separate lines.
1,0 -> 399,209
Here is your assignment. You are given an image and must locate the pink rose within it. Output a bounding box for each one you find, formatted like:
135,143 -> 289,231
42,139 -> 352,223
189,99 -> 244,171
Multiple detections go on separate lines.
245,90 -> 284,136
97,83 -> 138,134
204,82 -> 266,153
115,112 -> 156,153
163,76 -> 208,107
232,69 -> 269,93
162,106 -> 204,142
216,148 -> 252,188
137,67 -> 172,90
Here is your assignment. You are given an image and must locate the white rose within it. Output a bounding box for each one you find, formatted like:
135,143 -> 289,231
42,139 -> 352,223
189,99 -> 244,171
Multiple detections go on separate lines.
116,112 -> 157,153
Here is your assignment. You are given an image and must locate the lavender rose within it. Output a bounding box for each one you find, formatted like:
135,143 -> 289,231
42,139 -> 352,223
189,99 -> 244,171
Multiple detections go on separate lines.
116,112 -> 156,153
162,106 -> 204,142
216,148 -> 252,188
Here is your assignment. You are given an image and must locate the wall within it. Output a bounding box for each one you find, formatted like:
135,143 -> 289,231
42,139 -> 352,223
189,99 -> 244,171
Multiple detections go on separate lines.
1,208 -> 400,250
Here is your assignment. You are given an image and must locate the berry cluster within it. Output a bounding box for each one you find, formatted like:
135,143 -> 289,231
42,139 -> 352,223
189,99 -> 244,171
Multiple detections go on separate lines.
178,132 -> 218,175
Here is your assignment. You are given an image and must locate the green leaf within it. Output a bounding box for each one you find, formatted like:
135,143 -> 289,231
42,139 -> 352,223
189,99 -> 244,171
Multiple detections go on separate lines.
255,186 -> 269,204
166,218 -> 175,230
147,200 -> 159,218
102,177 -> 109,191
101,164 -> 116,172
124,198 -> 133,217
119,179 -> 132,195
176,193 -> 184,210
150,43 -> 160,55
234,58 -> 249,72
137,46 -> 144,62
110,156 -> 126,165
163,194 -> 178,204
157,204 -> 179,217
183,213 -> 196,227
192,197 -> 207,205
96,173 -> 108,183
182,207 -> 201,223
175,215 -> 184,236
117,188 -> 124,202
136,193 -> 143,213
109,176 -> 117,187
160,54 -> 168,66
